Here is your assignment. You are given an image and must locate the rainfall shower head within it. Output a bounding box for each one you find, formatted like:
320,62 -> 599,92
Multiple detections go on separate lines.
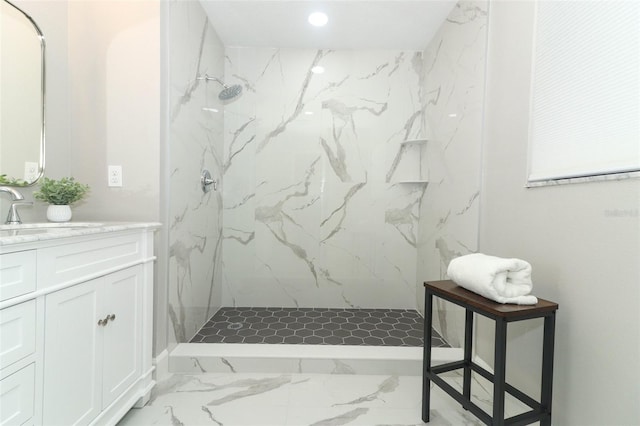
197,74 -> 243,101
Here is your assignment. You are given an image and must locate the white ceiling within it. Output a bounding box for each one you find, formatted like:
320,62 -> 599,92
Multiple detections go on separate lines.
199,1 -> 458,50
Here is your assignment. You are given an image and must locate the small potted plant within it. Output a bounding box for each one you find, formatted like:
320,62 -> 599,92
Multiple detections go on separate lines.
33,177 -> 90,222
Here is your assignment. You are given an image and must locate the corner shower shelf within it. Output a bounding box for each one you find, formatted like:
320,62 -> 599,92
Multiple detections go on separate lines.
392,139 -> 429,184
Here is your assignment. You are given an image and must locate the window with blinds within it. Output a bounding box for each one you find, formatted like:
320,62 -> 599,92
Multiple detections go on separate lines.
528,1 -> 640,183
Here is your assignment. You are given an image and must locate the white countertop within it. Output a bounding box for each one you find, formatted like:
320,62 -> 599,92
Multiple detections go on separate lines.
0,222 -> 161,246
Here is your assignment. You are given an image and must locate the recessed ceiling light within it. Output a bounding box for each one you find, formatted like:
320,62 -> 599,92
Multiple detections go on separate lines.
308,12 -> 328,27
311,66 -> 325,74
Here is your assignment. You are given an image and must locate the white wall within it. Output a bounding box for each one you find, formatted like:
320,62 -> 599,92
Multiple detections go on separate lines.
480,2 -> 640,424
67,1 -> 160,223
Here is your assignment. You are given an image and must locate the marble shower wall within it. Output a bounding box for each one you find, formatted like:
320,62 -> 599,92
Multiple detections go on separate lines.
167,0 -> 224,345
416,1 -> 489,346
222,48 -> 428,309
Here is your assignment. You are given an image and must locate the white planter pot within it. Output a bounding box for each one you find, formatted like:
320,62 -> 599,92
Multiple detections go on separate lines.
47,205 -> 72,222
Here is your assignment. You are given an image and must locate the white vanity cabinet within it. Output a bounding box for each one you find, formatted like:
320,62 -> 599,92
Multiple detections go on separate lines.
0,223 -> 158,426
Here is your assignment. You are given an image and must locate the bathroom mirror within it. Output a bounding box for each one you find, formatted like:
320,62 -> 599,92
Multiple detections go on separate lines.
0,0 -> 45,186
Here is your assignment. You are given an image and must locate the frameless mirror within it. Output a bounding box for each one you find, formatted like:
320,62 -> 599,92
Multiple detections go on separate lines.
0,0 -> 45,186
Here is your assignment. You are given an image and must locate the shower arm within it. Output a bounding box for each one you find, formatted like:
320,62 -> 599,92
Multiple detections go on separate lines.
197,74 -> 229,88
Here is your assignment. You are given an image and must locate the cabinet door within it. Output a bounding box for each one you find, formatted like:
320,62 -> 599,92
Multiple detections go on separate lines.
101,266 -> 141,408
43,280 -> 102,426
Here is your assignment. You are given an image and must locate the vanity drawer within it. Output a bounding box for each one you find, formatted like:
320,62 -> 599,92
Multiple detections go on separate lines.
0,363 -> 35,426
38,233 -> 143,289
0,250 -> 37,303
0,300 -> 36,370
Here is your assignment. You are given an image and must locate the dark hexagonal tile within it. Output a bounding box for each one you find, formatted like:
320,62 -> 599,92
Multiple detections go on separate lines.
264,335 -> 285,344
337,311 -> 355,318
364,316 -> 382,324
321,311 -> 338,318
386,310 -> 404,318
333,317 -> 348,324
222,335 -> 244,343
323,322 -> 341,330
279,316 -> 297,323
238,328 -> 258,337
394,322 -> 412,330
250,322 -> 270,330
302,336 -> 323,345
242,310 -> 258,317
276,328 -> 295,337
269,322 -> 288,330
333,329 -> 350,338
314,329 -> 332,338
297,316 -> 314,324
287,322 -> 306,330
382,336 -> 403,346
323,336 -> 344,345
363,336 -> 384,345
398,316 -> 418,324
305,322 -> 323,330
283,335 -> 304,344
358,323 -> 377,331
262,316 -> 280,324
353,310 -> 370,318
228,316 -> 245,323
306,311 -> 322,318
256,328 -> 276,337
294,329 -> 313,337
202,335 -> 225,343
381,316 -> 399,324
218,328 -> 241,337
369,310 -> 387,318
403,337 -> 422,346
341,323 -> 358,331
224,309 -> 241,317
343,336 -> 364,345
370,329 -> 389,338
407,329 -> 423,338
256,310 -> 273,317
289,310 -> 306,317
273,310 -> 290,317
389,329 -> 408,338
377,323 -> 395,331
347,316 -> 366,324
352,329 -> 370,338
243,335 -> 264,343
315,316 -> 332,324
244,316 -> 263,324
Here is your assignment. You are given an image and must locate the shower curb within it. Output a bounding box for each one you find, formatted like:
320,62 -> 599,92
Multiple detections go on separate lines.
169,343 -> 462,376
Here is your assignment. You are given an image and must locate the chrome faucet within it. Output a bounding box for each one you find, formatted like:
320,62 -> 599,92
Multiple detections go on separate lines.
0,186 -> 33,225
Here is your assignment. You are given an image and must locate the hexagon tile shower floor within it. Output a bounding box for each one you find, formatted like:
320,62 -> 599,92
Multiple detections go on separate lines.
189,307 -> 449,348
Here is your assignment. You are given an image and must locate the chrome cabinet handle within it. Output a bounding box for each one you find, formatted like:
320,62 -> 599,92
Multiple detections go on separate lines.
97,314 -> 116,326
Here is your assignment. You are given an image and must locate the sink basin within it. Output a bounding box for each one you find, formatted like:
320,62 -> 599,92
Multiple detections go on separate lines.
0,222 -> 105,237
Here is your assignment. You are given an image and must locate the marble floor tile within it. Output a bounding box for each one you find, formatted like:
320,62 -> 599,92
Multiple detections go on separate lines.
118,372 -> 526,426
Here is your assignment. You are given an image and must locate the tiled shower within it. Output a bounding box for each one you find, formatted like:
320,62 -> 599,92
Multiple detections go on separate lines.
166,0 -> 487,351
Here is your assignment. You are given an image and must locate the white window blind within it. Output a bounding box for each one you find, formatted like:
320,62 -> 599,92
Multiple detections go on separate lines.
528,1 -> 640,182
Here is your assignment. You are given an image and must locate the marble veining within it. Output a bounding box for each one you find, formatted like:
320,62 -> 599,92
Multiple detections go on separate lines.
118,371 -> 527,426
222,48 -> 428,309
416,0 -> 488,347
167,0 -> 225,345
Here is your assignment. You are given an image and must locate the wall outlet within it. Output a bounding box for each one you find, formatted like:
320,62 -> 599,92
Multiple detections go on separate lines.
108,165 -> 123,187
24,161 -> 39,182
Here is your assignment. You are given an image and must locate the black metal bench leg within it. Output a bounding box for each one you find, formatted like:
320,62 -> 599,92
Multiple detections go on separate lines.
540,312 -> 556,426
463,309 -> 473,407
422,292 -> 434,422
493,318 -> 507,426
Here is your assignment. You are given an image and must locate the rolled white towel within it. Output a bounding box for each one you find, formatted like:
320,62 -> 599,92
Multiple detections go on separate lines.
447,253 -> 538,305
